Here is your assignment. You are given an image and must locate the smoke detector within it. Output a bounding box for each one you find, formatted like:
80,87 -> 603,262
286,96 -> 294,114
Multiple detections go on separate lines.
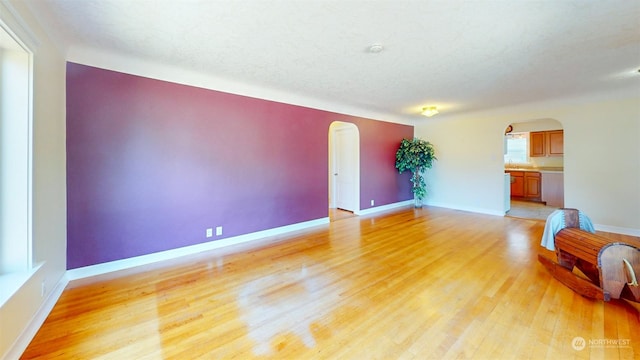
368,44 -> 384,53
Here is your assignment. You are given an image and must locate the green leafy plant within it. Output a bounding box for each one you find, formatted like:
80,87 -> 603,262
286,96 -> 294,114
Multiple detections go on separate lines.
395,138 -> 437,203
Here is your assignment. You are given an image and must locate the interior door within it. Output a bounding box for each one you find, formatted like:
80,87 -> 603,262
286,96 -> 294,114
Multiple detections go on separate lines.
334,127 -> 356,211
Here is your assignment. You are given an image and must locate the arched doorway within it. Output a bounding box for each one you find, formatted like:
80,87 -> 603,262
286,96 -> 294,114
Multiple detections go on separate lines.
328,122 -> 360,218
503,118 -> 564,220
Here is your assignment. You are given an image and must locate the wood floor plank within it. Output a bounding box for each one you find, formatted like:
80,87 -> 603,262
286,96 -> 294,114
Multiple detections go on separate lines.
21,206 -> 640,359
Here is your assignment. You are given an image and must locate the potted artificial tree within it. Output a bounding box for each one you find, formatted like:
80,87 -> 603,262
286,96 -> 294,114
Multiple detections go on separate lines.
395,138 -> 437,208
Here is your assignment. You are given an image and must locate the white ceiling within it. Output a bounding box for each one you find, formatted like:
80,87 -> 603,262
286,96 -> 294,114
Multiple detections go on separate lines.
26,0 -> 640,121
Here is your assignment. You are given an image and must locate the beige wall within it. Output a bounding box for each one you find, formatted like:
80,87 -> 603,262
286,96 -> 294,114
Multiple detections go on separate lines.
0,1 -> 67,359
416,93 -> 640,235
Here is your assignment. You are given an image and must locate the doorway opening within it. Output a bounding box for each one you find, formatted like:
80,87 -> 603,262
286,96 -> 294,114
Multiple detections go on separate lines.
328,121 -> 360,221
503,119 -> 564,221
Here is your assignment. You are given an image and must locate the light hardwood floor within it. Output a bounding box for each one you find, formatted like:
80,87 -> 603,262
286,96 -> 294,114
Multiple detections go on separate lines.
22,206 -> 640,359
328,207 -> 356,222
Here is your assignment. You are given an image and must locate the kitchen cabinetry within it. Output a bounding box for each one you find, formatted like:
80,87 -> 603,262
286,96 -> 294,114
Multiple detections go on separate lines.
530,132 -> 546,157
506,170 -> 541,202
530,130 -> 563,157
524,171 -> 541,201
509,171 -> 524,197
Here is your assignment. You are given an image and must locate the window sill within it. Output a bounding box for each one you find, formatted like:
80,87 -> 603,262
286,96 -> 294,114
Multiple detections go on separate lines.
0,263 -> 43,307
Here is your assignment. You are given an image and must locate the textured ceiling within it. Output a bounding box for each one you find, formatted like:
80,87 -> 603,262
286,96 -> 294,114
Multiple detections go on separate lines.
26,0 -> 640,121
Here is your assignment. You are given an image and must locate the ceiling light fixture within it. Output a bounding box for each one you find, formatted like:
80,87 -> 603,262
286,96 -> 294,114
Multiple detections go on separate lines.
421,106 -> 439,117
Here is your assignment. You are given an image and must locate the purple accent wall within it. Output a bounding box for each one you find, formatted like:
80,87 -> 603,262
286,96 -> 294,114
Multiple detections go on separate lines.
66,62 -> 413,269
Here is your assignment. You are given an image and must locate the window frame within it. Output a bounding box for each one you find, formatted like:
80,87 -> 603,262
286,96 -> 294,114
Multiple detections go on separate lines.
0,6 -> 36,306
504,132 -> 529,165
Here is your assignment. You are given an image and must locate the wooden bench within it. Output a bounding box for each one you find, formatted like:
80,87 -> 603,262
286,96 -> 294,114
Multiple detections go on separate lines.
539,227 -> 640,302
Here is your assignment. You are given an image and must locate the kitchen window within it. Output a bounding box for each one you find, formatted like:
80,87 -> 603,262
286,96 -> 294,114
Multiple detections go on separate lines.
504,132 -> 528,164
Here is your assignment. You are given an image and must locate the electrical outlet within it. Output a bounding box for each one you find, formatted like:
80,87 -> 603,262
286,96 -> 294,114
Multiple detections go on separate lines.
371,200 -> 375,206
41,280 -> 46,297
216,226 -> 223,236
206,228 -> 213,238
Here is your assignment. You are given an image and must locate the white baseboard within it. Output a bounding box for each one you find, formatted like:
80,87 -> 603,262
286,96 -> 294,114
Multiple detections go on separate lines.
66,217 -> 330,284
3,275 -> 68,360
424,202 -> 639,236
65,201 -> 428,285
355,200 -> 413,215
594,224 -> 640,237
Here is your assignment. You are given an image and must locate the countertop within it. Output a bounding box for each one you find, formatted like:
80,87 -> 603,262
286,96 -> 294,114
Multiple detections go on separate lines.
505,167 -> 563,174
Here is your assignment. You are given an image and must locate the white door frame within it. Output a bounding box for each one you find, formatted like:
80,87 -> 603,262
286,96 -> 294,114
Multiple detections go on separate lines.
329,121 -> 360,213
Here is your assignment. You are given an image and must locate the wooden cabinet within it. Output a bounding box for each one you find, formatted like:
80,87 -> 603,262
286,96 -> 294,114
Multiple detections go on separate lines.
507,170 -> 541,202
530,132 -> 546,157
530,130 -> 563,157
509,171 -> 524,197
524,172 -> 541,201
547,130 -> 564,156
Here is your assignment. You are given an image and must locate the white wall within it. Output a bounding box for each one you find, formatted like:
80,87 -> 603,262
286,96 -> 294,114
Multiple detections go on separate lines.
416,93 -> 640,236
0,1 -> 67,359
510,118 -> 563,133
